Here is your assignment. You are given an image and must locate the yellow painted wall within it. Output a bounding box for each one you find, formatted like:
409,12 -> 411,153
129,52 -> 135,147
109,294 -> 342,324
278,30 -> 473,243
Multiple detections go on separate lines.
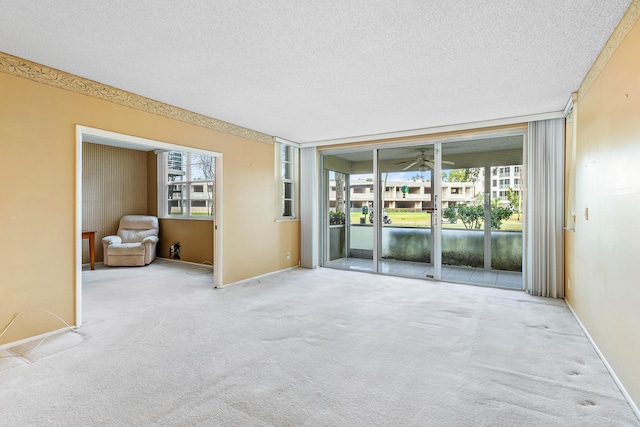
158,219 -> 214,264
567,13 -> 640,407
0,65 -> 299,345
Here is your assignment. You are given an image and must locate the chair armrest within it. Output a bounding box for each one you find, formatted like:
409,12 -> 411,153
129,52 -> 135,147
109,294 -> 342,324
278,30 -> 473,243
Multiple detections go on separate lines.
102,235 -> 122,246
142,235 -> 159,265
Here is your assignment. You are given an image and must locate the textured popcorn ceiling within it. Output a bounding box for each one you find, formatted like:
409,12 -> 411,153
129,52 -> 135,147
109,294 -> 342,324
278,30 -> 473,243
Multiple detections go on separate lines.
0,1 -> 631,144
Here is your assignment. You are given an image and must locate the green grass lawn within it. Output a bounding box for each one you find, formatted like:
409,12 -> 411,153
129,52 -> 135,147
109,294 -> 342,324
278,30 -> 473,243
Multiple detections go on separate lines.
349,211 -> 522,231
350,211 -> 430,226
499,214 -> 524,231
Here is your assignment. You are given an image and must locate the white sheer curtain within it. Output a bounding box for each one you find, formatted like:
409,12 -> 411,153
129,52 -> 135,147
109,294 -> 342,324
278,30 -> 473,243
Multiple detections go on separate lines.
526,118 -> 565,298
300,146 -> 319,268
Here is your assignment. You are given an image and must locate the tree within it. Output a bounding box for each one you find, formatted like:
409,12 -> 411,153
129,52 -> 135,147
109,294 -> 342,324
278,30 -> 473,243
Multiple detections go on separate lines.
335,173 -> 346,214
329,211 -> 345,225
490,205 -> 513,229
489,193 -> 514,229
192,154 -> 214,180
442,200 -> 513,230
443,204 -> 483,229
506,187 -> 520,220
447,168 -> 480,183
410,173 -> 426,182
192,154 -> 215,216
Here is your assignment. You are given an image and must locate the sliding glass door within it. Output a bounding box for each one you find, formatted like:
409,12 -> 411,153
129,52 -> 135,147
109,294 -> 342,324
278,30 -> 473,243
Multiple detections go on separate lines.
376,145 -> 441,280
325,169 -> 348,263
321,134 -> 524,289
439,137 -> 524,288
322,150 -> 374,272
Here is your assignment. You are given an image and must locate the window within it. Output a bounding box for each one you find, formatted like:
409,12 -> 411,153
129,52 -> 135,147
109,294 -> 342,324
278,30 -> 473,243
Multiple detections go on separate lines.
158,151 -> 214,219
275,142 -> 299,219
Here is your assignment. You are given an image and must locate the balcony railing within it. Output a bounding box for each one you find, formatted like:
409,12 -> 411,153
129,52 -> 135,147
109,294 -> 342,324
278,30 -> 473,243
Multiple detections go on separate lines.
328,225 -> 522,272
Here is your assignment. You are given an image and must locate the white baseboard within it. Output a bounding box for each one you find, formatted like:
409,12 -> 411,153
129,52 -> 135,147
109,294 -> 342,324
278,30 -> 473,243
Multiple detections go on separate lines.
222,266 -> 299,288
565,300 -> 640,421
84,259 -> 214,270
157,257 -> 214,269
0,326 -> 72,351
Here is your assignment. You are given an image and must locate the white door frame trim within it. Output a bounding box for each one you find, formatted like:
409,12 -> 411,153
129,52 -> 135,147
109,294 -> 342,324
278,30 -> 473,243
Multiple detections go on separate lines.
75,125 -> 223,327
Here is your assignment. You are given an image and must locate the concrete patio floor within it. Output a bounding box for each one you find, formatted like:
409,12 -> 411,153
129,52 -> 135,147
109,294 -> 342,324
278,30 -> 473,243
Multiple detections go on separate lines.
325,257 -> 523,290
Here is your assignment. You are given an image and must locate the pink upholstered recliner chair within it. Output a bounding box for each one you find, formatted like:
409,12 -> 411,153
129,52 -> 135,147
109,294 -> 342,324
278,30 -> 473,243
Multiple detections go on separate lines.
102,215 -> 159,266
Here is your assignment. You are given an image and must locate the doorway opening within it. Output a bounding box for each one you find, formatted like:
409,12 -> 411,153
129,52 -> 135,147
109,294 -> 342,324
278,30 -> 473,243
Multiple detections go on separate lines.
75,126 -> 223,327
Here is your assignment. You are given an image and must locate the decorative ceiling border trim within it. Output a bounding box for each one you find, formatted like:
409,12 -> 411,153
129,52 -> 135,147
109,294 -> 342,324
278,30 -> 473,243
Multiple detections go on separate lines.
0,51 -> 274,145
579,0 -> 640,100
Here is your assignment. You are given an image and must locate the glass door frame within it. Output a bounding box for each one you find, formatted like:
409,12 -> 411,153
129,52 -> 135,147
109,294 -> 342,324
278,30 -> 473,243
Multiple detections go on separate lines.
321,167 -> 351,265
319,126 -> 527,289
372,148 -> 380,273
374,143 -> 444,281
432,143 -> 443,280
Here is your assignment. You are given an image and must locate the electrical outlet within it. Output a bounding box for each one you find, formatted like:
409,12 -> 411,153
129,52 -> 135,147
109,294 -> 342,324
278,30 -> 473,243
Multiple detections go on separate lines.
568,279 -> 571,290
286,252 -> 291,260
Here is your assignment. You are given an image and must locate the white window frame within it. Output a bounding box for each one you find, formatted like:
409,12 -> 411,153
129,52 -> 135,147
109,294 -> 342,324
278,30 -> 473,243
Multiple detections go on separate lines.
158,151 -> 214,220
275,142 -> 299,220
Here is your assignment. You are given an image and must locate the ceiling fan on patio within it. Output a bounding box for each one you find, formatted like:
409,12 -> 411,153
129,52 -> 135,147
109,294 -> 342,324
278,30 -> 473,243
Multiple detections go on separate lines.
396,150 -> 455,172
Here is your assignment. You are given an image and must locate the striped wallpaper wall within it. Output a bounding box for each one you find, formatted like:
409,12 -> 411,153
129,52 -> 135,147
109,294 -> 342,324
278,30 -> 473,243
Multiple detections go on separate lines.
82,142 -> 149,263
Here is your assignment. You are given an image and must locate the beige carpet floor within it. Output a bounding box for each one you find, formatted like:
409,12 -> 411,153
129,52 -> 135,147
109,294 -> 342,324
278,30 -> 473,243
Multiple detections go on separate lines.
0,259 -> 637,426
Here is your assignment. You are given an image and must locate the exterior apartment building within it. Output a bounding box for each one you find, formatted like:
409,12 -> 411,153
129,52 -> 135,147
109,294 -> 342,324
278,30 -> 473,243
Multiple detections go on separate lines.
329,180 -> 477,211
166,151 -> 215,217
329,164 -> 523,212
488,165 -> 523,203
